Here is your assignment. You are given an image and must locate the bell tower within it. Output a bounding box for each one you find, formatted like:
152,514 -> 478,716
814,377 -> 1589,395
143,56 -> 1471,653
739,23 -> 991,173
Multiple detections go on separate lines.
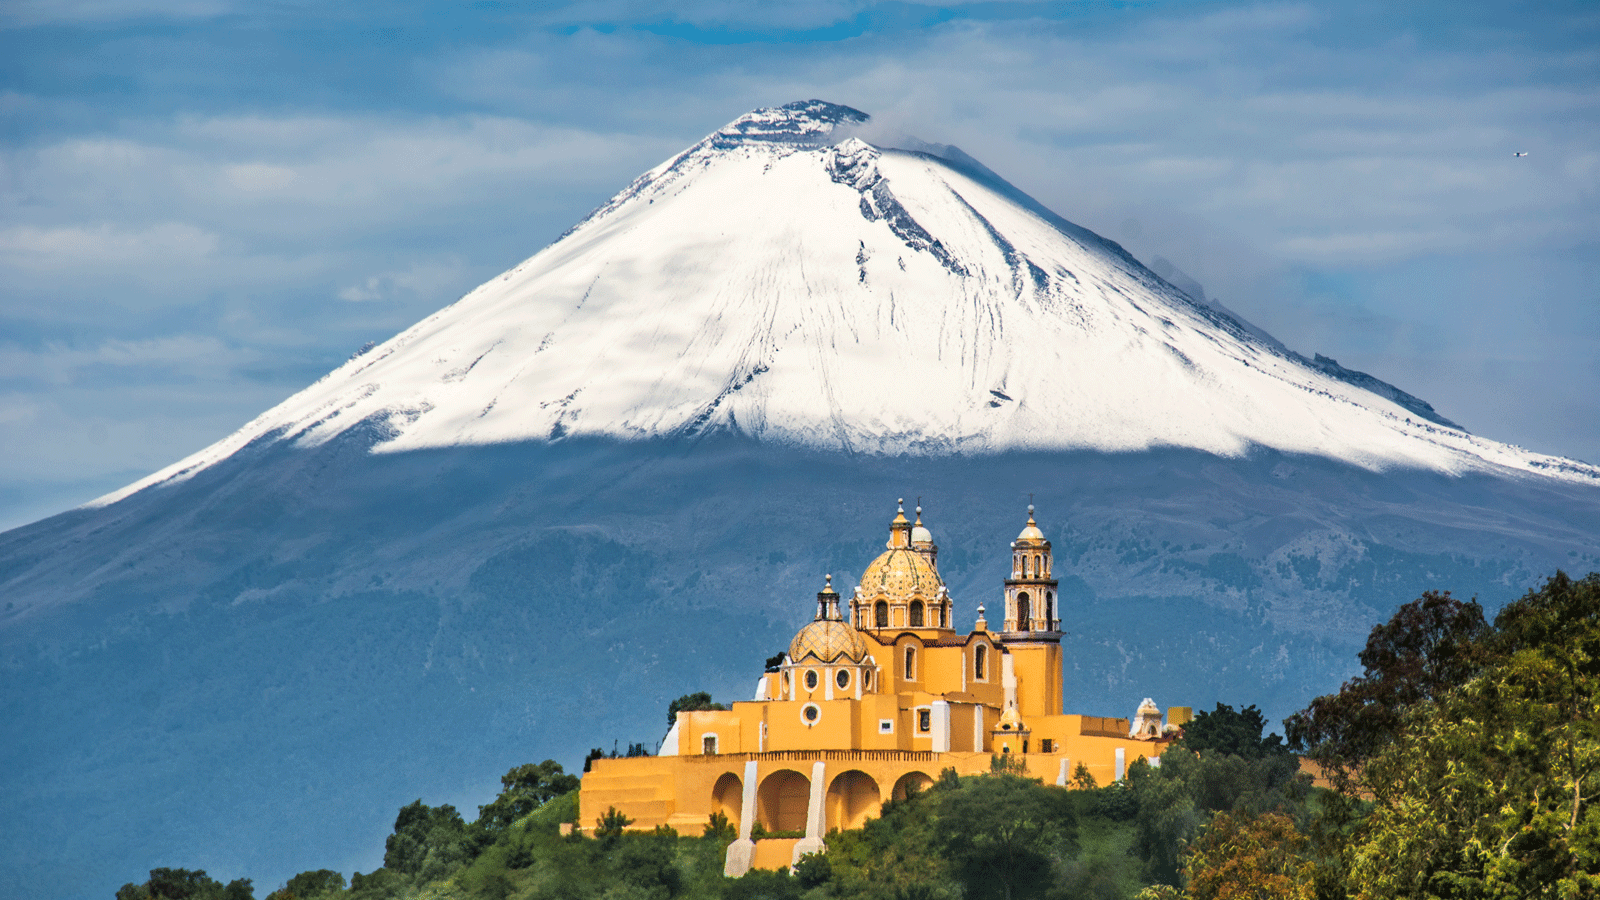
1000,503 -> 1062,719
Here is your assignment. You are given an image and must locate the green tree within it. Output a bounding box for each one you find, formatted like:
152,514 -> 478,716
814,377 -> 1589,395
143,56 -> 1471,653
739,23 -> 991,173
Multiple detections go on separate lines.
931,773 -> 1077,900
1346,572 -> 1600,898
117,868 -> 247,900
382,800 -> 475,884
475,760 -> 580,832
264,869 -> 343,900
1285,590 -> 1488,794
666,691 -> 726,726
1176,703 -> 1291,760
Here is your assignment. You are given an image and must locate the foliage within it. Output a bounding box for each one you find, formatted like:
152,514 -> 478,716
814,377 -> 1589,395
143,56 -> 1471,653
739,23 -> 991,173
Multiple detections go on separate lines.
117,869 -> 255,900
264,869 -> 345,900
595,806 -> 635,842
1175,704 -> 1291,761
667,692 -> 727,727
1181,811 -> 1314,900
1285,590 -> 1488,794
1341,572 -> 1600,898
793,851 -> 832,888
475,760 -> 581,833
703,811 -> 735,840
382,800 -> 477,884
1128,714 -> 1309,886
1072,761 -> 1098,790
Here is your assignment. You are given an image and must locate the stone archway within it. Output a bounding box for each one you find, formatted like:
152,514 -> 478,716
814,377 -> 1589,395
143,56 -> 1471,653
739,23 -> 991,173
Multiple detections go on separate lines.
891,771 -> 933,801
826,770 -> 881,831
712,771 -> 742,832
756,769 -> 810,832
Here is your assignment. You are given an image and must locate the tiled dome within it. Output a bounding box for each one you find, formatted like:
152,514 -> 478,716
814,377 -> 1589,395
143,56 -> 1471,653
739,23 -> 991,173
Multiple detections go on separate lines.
789,618 -> 870,664
859,548 -> 942,601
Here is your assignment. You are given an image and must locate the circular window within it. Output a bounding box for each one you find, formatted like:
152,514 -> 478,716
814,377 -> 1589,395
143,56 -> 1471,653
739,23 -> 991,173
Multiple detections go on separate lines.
836,669 -> 850,689
1001,723 -> 1012,730
804,670 -> 819,691
802,703 -> 820,725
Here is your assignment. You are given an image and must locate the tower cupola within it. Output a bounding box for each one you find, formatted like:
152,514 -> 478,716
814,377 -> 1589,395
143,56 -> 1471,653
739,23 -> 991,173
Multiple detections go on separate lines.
1002,504 -> 1060,638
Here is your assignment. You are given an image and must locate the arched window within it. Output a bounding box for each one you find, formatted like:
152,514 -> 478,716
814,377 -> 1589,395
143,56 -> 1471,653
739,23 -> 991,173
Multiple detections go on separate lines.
934,605 -> 943,628
1046,591 -> 1055,627
1017,592 -> 1031,631
1034,554 -> 1042,577
974,645 -> 987,679
1021,556 -> 1029,578
909,601 -> 924,627
904,647 -> 916,680
875,601 -> 889,628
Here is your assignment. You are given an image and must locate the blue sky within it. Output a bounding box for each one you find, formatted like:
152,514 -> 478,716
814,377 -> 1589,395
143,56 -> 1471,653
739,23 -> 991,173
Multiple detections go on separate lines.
2,0 -> 1597,531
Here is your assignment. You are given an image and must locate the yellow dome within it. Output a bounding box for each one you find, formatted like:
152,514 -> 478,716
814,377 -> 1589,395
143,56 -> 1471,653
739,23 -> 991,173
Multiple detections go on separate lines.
997,703 -> 1026,732
859,547 -> 942,601
789,619 -> 869,664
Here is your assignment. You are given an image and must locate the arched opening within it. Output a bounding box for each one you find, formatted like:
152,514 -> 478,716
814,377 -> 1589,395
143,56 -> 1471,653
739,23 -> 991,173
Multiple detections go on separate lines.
1016,592 -> 1031,631
909,601 -> 924,627
1021,555 -> 1029,578
712,772 -> 743,832
826,770 -> 881,831
875,601 -> 889,628
756,769 -> 810,833
891,771 -> 934,801
903,646 -> 916,680
1046,592 -> 1055,627
975,644 -> 987,680
1034,554 -> 1042,577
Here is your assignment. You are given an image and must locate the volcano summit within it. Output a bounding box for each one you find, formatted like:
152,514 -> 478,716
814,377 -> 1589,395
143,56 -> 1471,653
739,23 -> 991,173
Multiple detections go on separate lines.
3,101 -> 1597,900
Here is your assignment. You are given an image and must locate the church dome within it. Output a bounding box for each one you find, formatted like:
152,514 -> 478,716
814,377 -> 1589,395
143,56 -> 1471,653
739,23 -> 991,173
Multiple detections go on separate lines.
789,575 -> 870,664
859,547 -> 942,600
789,618 -> 870,664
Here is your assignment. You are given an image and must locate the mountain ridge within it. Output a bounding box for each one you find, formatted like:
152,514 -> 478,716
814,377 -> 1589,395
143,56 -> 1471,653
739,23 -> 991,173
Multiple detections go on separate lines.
80,99 -> 1599,515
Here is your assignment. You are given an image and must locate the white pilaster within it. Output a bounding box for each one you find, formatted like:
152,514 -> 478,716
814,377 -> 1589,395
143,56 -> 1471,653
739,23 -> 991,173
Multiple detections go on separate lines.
1056,757 -> 1069,787
1115,747 -> 1126,781
931,700 -> 951,753
724,759 -> 760,877
974,705 -> 985,752
793,760 -> 828,863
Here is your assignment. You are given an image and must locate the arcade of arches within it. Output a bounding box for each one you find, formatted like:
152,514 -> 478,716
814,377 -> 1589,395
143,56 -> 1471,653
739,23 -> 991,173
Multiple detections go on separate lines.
579,501 -> 1190,876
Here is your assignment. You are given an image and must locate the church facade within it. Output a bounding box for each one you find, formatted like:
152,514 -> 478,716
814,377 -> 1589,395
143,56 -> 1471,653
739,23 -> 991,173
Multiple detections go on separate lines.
578,501 -> 1187,875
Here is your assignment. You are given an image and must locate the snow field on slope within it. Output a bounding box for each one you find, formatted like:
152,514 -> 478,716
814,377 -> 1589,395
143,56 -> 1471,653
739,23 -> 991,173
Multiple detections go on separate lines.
90,113 -> 1600,508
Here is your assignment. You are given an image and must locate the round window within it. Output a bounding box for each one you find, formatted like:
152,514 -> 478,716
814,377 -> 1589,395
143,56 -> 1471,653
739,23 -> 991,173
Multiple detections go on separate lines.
836,669 -> 850,690
802,704 -> 820,725
804,669 -> 819,691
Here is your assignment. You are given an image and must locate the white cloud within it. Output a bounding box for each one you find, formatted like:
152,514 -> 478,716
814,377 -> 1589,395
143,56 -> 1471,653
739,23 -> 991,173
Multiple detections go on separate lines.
0,222 -> 218,269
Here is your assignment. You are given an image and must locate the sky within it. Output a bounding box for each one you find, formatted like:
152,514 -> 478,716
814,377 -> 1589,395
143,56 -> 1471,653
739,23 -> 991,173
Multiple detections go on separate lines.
2,0 -> 1597,532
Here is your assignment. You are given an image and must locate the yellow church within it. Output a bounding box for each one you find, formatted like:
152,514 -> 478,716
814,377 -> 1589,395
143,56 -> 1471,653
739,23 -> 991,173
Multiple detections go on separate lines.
578,501 -> 1188,875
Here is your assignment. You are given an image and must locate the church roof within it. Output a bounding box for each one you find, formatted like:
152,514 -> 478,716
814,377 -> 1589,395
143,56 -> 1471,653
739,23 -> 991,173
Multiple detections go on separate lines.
858,547 -> 943,601
788,575 -> 870,664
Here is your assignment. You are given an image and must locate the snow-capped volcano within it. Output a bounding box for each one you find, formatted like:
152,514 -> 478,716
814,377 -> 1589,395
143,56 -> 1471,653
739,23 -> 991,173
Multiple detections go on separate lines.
97,100 -> 1596,508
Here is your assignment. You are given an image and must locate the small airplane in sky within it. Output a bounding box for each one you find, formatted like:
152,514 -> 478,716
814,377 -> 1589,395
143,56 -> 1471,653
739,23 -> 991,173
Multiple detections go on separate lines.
1514,151 -> 1529,157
